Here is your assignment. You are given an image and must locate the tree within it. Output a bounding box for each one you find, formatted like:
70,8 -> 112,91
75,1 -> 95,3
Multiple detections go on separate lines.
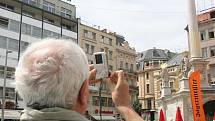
133,100 -> 142,116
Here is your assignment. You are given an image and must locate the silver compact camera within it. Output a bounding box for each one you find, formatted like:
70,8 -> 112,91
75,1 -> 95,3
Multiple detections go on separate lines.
93,52 -> 109,79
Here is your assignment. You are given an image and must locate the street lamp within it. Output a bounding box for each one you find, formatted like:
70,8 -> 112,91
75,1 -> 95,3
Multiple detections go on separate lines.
1,41 -> 12,121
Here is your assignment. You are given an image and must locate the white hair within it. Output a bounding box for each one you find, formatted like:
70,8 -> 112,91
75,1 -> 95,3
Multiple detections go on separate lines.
15,38 -> 89,109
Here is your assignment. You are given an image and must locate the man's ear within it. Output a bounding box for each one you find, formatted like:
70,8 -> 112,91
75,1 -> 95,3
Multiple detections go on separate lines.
73,80 -> 89,115
78,80 -> 89,104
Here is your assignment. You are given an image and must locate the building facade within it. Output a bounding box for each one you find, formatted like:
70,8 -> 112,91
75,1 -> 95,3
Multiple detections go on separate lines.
154,52 -> 189,100
154,8 -> 215,121
198,8 -> 215,85
78,23 -> 138,120
136,48 -> 175,121
0,0 -> 77,110
115,35 -> 138,104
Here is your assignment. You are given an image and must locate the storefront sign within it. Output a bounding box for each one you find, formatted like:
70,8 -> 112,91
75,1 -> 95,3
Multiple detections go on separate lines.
189,71 -> 206,121
95,109 -> 113,114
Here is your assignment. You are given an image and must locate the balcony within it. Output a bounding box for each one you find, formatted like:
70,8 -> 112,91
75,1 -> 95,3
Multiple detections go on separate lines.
129,85 -> 138,91
18,0 -> 76,21
118,68 -> 136,75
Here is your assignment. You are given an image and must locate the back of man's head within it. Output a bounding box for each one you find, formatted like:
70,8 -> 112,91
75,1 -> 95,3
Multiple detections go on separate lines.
15,38 -> 89,109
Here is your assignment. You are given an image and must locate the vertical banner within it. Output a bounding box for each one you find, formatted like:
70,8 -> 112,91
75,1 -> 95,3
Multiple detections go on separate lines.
189,71 -> 206,121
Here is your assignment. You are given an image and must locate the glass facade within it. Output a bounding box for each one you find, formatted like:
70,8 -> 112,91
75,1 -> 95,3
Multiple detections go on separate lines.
9,20 -> 20,32
61,7 -> 72,19
0,35 -> 29,52
43,1 -> 55,13
0,17 -> 74,40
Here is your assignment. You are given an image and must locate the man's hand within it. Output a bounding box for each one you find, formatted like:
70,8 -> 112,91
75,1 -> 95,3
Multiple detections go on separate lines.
107,70 -> 131,108
107,70 -> 144,121
88,65 -> 100,84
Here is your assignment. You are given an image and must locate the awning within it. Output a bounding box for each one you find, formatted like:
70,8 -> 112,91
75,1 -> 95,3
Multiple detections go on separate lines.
92,115 -> 116,121
0,109 -> 21,119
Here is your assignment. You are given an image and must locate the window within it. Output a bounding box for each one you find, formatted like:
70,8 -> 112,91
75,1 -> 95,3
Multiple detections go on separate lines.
83,30 -> 96,39
100,36 -> 104,43
92,96 -> 99,106
90,45 -> 95,55
153,50 -> 160,57
43,1 -> 55,13
0,36 -> 7,49
52,32 -> 60,39
85,43 -> 89,54
32,26 -> 41,38
147,99 -> 151,109
208,29 -> 214,39
120,61 -> 123,69
170,81 -> 174,89
9,20 -> 20,32
130,64 -> 134,72
0,36 -> 28,52
146,72 -> 149,79
210,46 -> 215,57
61,7 -> 72,19
136,63 -> 140,70
0,17 -> 9,28
202,48 -> 208,58
108,38 -> 112,45
22,0 -> 38,6
108,98 -> 114,107
104,37 -> 109,45
160,82 -> 162,89
146,84 -> 150,93
22,23 -> 31,35
8,38 -> 18,51
108,50 -> 113,60
200,31 -> 206,41
84,30 -> 87,37
125,63 -> 129,70
92,32 -> 96,39
43,30 -> 52,38
101,97 -> 107,107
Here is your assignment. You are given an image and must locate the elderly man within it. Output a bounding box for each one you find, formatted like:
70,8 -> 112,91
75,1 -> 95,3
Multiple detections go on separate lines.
15,39 -> 143,121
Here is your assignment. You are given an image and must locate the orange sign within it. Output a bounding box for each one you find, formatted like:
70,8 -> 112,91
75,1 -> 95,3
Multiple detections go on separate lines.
189,71 -> 206,121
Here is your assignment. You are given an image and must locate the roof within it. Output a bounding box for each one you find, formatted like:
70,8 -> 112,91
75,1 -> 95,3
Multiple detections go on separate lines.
138,49 -> 176,61
166,52 -> 188,67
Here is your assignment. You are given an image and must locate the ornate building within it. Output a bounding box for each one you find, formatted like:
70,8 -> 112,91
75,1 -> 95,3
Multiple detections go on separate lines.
136,48 -> 175,120
156,2 -> 215,120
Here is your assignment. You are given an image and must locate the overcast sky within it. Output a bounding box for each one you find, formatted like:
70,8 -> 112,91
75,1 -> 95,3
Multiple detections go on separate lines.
69,0 -> 213,53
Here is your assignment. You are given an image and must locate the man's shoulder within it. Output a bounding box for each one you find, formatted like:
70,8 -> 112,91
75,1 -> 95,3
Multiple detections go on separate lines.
20,107 -> 89,121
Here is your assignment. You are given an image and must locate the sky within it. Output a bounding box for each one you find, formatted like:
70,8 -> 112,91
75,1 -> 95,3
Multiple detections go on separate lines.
65,0 -> 213,53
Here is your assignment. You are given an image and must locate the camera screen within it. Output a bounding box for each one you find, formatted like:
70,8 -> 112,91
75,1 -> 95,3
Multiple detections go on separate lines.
95,54 -> 103,64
